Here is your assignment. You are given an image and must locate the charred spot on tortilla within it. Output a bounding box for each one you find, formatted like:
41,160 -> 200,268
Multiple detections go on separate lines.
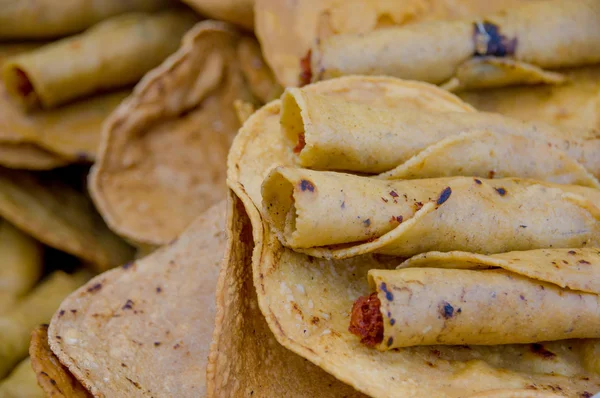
390,215 -> 403,224
363,219 -> 371,227
473,21 -> 517,57
380,282 -> 394,301
293,133 -> 306,154
86,283 -> 102,293
439,301 -> 455,319
568,250 -> 577,255
299,179 -> 315,192
579,259 -> 591,265
414,201 -> 424,211
348,292 -> 384,347
299,50 -> 312,86
495,187 -> 507,196
530,343 -> 557,359
436,187 -> 452,205
474,178 -> 482,185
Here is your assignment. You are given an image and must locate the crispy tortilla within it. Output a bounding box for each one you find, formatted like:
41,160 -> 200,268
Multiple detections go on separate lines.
227,76 -> 600,397
459,66 -> 600,129
181,0 -> 254,30
30,325 -> 91,398
0,168 -> 134,271
0,357 -> 44,398
255,0 -> 539,86
0,0 -> 173,39
2,10 -> 198,110
0,271 -> 88,379
90,21 -> 259,246
281,88 -> 600,185
311,0 -> 600,90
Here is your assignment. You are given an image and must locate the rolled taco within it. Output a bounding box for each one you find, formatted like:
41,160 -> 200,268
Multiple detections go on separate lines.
351,248 -> 600,349
2,10 -> 198,109
0,0 -> 173,39
310,0 -> 600,90
262,167 -> 600,258
282,88 -> 600,186
228,76 -> 600,397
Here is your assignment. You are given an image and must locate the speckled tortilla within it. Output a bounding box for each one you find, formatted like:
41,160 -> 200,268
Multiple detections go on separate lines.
181,0 -> 254,30
282,88 -> 600,186
0,0 -> 173,39
90,21 -> 265,246
262,167 -> 600,258
255,0 -> 538,86
227,76 -> 600,397
459,66 -> 600,130
0,168 -> 134,271
369,248 -> 600,348
311,0 -> 600,90
2,10 -> 197,109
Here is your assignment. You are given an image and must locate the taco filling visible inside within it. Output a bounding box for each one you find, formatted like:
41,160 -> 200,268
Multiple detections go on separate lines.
349,292 -> 383,347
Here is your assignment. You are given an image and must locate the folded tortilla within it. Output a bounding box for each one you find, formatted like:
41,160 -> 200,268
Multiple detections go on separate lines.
0,0 -> 173,39
311,0 -> 600,90
263,167 -> 600,258
229,76 -> 600,398
90,21 -> 265,246
255,0 -> 540,87
0,221 -> 43,312
0,358 -> 44,398
181,0 -> 254,30
282,88 -> 600,186
0,271 -> 88,379
459,66 -> 600,130
0,168 -> 134,271
2,10 -> 198,109
355,248 -> 600,349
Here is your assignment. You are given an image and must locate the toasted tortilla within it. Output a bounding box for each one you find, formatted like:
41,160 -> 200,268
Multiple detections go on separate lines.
310,0 -> 600,90
181,0 -> 254,30
30,325 -> 91,398
2,10 -> 198,110
0,271 -> 88,379
90,21 -> 261,246
255,0 -> 539,86
0,0 -> 173,39
281,88 -> 600,186
227,76 -> 600,397
0,357 -> 44,398
0,168 -> 134,271
459,66 -> 600,129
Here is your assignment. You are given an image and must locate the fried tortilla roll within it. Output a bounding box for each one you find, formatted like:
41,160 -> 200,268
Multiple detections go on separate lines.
262,167 -> 600,258
311,0 -> 600,90
351,248 -> 600,349
0,0 -> 173,40
0,221 -> 43,313
0,271 -> 88,378
2,10 -> 198,109
282,88 -> 600,186
0,358 -> 44,398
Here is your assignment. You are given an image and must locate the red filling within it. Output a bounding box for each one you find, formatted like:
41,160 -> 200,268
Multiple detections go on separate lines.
293,133 -> 306,154
349,292 -> 384,347
14,68 -> 34,97
299,50 -> 312,86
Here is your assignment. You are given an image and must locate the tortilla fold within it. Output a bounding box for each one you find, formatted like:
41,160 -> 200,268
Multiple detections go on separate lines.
2,10 -> 198,109
0,0 -> 173,39
0,358 -> 44,398
311,0 -> 600,89
282,88 -> 600,186
366,264 -> 600,349
229,75 -> 600,397
0,271 -> 88,378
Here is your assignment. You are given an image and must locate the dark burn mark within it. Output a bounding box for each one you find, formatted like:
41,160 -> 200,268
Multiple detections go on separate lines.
87,283 -> 102,293
520,295 -> 525,301
381,197 -> 388,203
50,379 -> 57,386
580,393 -> 592,398
122,300 -> 134,310
519,225 -> 527,228
363,219 -> 371,227
311,316 -> 320,325
390,318 -> 396,326
436,187 -> 452,205
414,202 -> 423,211
121,363 -> 127,368
55,335 -> 62,340
341,201 -> 345,209
122,262 -> 134,270
430,349 -> 441,358
488,170 -> 496,179
156,287 -> 162,293
439,302 -> 455,319
59,310 -> 65,317
579,259 -> 591,265
473,21 -> 517,57
474,178 -> 482,185
299,50 -> 312,86
389,190 -> 399,198
126,377 -> 142,389
530,343 -> 556,359
154,342 -> 161,347
568,250 -> 577,255
173,343 -> 181,349
380,282 -> 394,301
390,215 -> 403,224
387,337 -> 394,347
70,309 -> 77,314
299,179 -> 315,192
494,187 -> 507,196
